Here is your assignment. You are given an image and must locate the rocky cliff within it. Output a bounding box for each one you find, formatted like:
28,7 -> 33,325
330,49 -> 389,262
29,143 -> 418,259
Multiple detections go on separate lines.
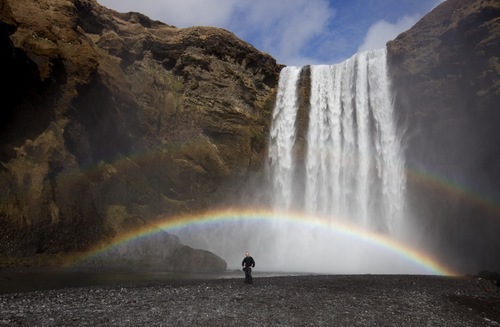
0,0 -> 280,270
387,0 -> 500,272
1,0 -> 498,273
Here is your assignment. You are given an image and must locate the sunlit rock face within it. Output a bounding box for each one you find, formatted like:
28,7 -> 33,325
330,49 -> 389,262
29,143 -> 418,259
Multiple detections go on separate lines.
387,0 -> 500,272
0,0 -> 280,269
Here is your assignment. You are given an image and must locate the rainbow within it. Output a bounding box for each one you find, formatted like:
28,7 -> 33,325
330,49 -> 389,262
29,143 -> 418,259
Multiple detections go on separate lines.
54,154 -> 499,270
407,167 -> 500,218
64,208 -> 459,276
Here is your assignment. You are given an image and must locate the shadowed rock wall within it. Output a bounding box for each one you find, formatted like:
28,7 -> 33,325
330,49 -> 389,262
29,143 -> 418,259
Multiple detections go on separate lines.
387,0 -> 500,272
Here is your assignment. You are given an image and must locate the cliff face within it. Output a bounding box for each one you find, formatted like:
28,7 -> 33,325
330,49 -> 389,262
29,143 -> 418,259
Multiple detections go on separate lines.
0,0 -> 280,269
1,0 -> 499,273
387,0 -> 500,271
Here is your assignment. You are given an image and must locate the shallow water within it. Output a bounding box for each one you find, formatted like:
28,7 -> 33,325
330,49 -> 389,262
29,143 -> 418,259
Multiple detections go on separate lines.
0,269 -> 306,294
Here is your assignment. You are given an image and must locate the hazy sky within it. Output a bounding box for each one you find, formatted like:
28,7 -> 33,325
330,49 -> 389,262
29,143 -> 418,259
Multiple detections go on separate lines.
97,0 -> 445,66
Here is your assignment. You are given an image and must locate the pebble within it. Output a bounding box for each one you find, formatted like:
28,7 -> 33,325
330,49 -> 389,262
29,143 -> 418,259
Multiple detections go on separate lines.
0,275 -> 498,326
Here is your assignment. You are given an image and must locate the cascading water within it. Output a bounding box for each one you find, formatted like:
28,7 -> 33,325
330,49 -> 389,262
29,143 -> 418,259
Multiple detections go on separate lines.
269,49 -> 406,236
268,66 -> 303,210
177,49 -> 423,274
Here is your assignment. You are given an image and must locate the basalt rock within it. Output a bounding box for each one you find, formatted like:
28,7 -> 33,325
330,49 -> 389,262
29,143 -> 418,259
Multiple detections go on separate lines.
387,0 -> 500,272
0,0 -> 281,270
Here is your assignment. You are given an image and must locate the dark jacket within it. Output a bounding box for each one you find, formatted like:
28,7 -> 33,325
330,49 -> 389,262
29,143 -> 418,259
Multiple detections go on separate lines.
242,256 -> 255,268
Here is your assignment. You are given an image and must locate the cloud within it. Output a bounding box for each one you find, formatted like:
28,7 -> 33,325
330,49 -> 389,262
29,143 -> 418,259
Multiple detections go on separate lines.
154,0 -> 239,27
98,0 -> 335,66
356,15 -> 419,53
98,0 -> 237,27
97,0 -> 446,65
229,0 -> 335,65
356,0 -> 448,53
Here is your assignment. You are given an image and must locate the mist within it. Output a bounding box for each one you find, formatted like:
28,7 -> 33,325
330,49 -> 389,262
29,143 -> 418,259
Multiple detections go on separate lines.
172,216 -> 442,274
172,49 -> 452,275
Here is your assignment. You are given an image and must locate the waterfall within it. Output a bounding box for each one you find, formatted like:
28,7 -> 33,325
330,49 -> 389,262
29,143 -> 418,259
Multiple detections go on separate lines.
268,66 -> 303,210
269,49 -> 406,235
176,50 -> 412,273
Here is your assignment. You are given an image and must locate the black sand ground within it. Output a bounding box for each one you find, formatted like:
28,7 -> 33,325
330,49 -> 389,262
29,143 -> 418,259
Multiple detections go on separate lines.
1,274 -> 499,326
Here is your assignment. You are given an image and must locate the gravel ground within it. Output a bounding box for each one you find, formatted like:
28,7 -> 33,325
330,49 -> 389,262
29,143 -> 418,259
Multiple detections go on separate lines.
1,274 -> 499,326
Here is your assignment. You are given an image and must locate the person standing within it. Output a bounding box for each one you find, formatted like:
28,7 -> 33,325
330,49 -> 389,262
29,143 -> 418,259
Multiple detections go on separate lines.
242,252 -> 255,284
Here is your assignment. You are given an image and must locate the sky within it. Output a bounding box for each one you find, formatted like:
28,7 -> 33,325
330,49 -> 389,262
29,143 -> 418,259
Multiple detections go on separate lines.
97,0 -> 446,66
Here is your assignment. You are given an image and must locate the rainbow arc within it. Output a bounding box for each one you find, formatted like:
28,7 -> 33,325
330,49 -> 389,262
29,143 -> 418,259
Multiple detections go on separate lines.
65,208 -> 459,276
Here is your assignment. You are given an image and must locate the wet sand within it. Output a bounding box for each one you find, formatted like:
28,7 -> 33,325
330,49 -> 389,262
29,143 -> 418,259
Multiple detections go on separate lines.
1,273 -> 499,326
